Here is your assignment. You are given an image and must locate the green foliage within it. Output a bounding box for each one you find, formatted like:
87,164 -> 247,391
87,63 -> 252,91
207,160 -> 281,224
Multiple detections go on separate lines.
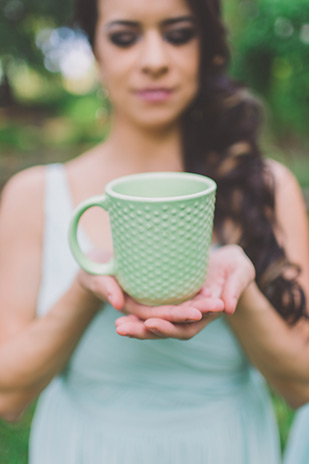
0,406 -> 34,464
1,0 -> 307,142
226,0 -> 309,139
272,393 -> 295,452
0,0 -> 73,65
0,90 -> 105,151
0,0 -> 75,105
0,395 -> 295,463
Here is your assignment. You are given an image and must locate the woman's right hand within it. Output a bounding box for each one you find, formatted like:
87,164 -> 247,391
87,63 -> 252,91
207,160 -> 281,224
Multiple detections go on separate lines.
74,250 -> 126,311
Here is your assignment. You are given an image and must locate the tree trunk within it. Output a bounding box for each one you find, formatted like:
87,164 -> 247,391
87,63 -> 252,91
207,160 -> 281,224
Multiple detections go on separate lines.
0,71 -> 15,107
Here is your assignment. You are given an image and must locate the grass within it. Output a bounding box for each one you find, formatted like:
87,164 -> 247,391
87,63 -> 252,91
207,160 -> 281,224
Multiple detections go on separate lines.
0,407 -> 34,464
272,394 -> 295,453
0,394 -> 296,463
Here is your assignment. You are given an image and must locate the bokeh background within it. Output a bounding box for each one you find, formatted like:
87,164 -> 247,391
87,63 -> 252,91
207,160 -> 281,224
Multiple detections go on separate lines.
0,0 -> 308,462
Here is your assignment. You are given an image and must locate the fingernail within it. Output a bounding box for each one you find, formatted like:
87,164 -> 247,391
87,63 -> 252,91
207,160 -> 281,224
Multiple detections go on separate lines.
116,327 -> 128,336
107,293 -> 113,304
149,329 -> 161,336
185,316 -> 202,322
194,310 -> 203,320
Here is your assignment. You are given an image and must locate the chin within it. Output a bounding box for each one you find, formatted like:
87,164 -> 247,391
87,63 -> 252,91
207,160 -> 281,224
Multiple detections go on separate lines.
129,107 -> 188,130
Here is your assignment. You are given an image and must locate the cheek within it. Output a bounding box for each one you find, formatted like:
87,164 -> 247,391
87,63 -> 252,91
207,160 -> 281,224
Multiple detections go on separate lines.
98,52 -> 136,90
174,44 -> 200,86
180,53 -> 200,97
187,46 -> 200,84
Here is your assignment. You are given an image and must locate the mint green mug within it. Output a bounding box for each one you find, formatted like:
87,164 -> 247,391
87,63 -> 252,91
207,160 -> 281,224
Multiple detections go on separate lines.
69,172 -> 216,306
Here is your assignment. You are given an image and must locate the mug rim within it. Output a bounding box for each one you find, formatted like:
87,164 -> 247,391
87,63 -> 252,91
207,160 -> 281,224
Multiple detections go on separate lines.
105,171 -> 217,203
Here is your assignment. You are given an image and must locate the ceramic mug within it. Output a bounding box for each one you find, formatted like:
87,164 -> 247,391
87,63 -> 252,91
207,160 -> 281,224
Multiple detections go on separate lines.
68,172 -> 216,306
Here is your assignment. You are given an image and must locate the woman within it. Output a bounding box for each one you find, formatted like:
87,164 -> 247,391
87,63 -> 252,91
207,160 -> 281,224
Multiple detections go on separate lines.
0,0 -> 308,462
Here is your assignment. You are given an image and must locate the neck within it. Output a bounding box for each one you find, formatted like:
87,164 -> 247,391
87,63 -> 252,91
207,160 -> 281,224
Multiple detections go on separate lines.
104,114 -> 184,173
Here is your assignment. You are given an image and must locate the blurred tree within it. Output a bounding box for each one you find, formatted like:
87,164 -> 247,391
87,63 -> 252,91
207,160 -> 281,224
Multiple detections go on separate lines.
0,0 -> 74,105
227,0 -> 309,139
1,0 -> 308,143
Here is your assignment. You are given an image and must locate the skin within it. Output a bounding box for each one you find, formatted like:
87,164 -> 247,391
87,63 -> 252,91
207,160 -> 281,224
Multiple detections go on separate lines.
121,160 -> 309,409
0,0 -> 308,424
94,0 -> 200,130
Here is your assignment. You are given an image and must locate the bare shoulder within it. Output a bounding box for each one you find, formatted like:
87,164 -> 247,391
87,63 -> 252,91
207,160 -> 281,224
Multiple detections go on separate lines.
265,159 -> 309,291
0,165 -> 45,233
0,166 -> 47,335
266,158 -> 298,187
1,165 -> 45,206
265,158 -> 305,211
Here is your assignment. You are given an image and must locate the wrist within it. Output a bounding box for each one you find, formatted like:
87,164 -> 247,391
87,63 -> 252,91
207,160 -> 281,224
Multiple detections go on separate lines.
231,281 -> 270,321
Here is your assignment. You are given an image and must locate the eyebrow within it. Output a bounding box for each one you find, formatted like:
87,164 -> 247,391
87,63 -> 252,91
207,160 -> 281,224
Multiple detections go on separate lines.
106,16 -> 195,30
162,16 -> 195,26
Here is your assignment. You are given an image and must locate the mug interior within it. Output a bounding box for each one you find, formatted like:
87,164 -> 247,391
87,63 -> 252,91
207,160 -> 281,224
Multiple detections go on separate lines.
108,173 -> 215,200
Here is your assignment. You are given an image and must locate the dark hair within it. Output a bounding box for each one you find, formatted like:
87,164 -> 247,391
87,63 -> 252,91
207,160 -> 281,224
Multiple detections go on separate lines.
74,0 -> 306,323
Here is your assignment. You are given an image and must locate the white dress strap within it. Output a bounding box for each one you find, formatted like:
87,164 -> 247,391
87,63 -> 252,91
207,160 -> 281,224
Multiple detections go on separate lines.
36,163 -> 89,317
45,163 -> 74,218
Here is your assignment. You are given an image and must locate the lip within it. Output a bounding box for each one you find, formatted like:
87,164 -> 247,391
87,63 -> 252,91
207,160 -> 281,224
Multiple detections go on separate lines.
133,88 -> 175,103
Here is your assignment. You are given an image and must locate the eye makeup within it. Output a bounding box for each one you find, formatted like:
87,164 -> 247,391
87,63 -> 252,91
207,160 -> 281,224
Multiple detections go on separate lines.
105,16 -> 197,48
109,31 -> 139,47
163,27 -> 197,45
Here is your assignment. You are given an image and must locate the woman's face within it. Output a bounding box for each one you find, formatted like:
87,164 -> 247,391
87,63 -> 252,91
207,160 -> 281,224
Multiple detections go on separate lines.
94,0 -> 200,129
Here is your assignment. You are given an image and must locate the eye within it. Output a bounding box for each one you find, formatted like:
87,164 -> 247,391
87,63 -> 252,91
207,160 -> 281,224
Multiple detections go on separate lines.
164,28 -> 197,45
109,31 -> 138,47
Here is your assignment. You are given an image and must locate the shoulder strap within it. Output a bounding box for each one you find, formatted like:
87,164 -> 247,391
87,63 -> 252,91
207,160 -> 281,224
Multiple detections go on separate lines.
36,163 -> 81,316
44,163 -> 74,221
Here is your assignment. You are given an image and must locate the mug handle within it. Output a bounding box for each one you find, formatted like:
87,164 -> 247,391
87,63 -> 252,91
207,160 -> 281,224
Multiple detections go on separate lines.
68,195 -> 116,275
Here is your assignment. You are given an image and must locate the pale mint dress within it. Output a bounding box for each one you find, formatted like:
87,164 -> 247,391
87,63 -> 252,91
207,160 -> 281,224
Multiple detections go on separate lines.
29,163 -> 281,463
284,405 -> 309,463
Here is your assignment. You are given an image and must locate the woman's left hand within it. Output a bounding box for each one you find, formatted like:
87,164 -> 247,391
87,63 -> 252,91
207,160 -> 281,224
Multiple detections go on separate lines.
115,245 -> 255,340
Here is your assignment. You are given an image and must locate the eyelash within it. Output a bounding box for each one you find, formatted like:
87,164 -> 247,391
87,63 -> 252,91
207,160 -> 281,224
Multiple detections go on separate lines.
164,28 -> 197,45
109,28 -> 196,48
109,32 -> 137,47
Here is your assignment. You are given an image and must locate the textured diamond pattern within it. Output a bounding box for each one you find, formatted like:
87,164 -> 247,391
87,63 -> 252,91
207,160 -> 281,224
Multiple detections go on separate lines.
108,191 -> 216,305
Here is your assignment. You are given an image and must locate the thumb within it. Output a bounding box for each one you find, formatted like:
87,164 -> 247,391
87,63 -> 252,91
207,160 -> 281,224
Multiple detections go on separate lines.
92,275 -> 125,310
220,270 -> 250,315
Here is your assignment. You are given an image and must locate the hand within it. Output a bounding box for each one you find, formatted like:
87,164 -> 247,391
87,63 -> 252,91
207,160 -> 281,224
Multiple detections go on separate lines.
115,290 -> 225,339
205,244 -> 256,314
75,250 -> 125,310
115,245 -> 255,340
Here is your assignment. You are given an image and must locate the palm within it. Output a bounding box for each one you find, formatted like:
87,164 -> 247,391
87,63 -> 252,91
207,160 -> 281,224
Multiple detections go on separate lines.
115,245 -> 255,340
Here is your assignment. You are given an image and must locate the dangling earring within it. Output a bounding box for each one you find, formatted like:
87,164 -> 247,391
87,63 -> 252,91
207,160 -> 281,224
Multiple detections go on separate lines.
96,87 -> 111,128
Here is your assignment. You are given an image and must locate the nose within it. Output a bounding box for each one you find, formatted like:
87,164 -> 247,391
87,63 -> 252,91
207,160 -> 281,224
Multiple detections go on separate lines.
139,31 -> 169,78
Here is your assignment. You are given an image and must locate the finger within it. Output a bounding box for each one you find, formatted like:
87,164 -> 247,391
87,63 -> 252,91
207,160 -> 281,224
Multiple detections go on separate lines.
115,315 -> 140,327
116,320 -> 159,339
90,275 -> 125,310
199,287 -> 212,297
220,270 -> 251,314
124,296 -> 202,323
205,272 -> 226,299
144,317 -> 216,340
191,297 -> 225,314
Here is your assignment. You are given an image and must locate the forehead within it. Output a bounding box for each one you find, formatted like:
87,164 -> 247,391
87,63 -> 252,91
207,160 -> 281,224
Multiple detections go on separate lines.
97,0 -> 193,23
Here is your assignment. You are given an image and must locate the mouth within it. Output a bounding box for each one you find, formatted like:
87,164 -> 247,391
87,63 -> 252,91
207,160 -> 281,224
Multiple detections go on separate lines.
133,88 -> 175,103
